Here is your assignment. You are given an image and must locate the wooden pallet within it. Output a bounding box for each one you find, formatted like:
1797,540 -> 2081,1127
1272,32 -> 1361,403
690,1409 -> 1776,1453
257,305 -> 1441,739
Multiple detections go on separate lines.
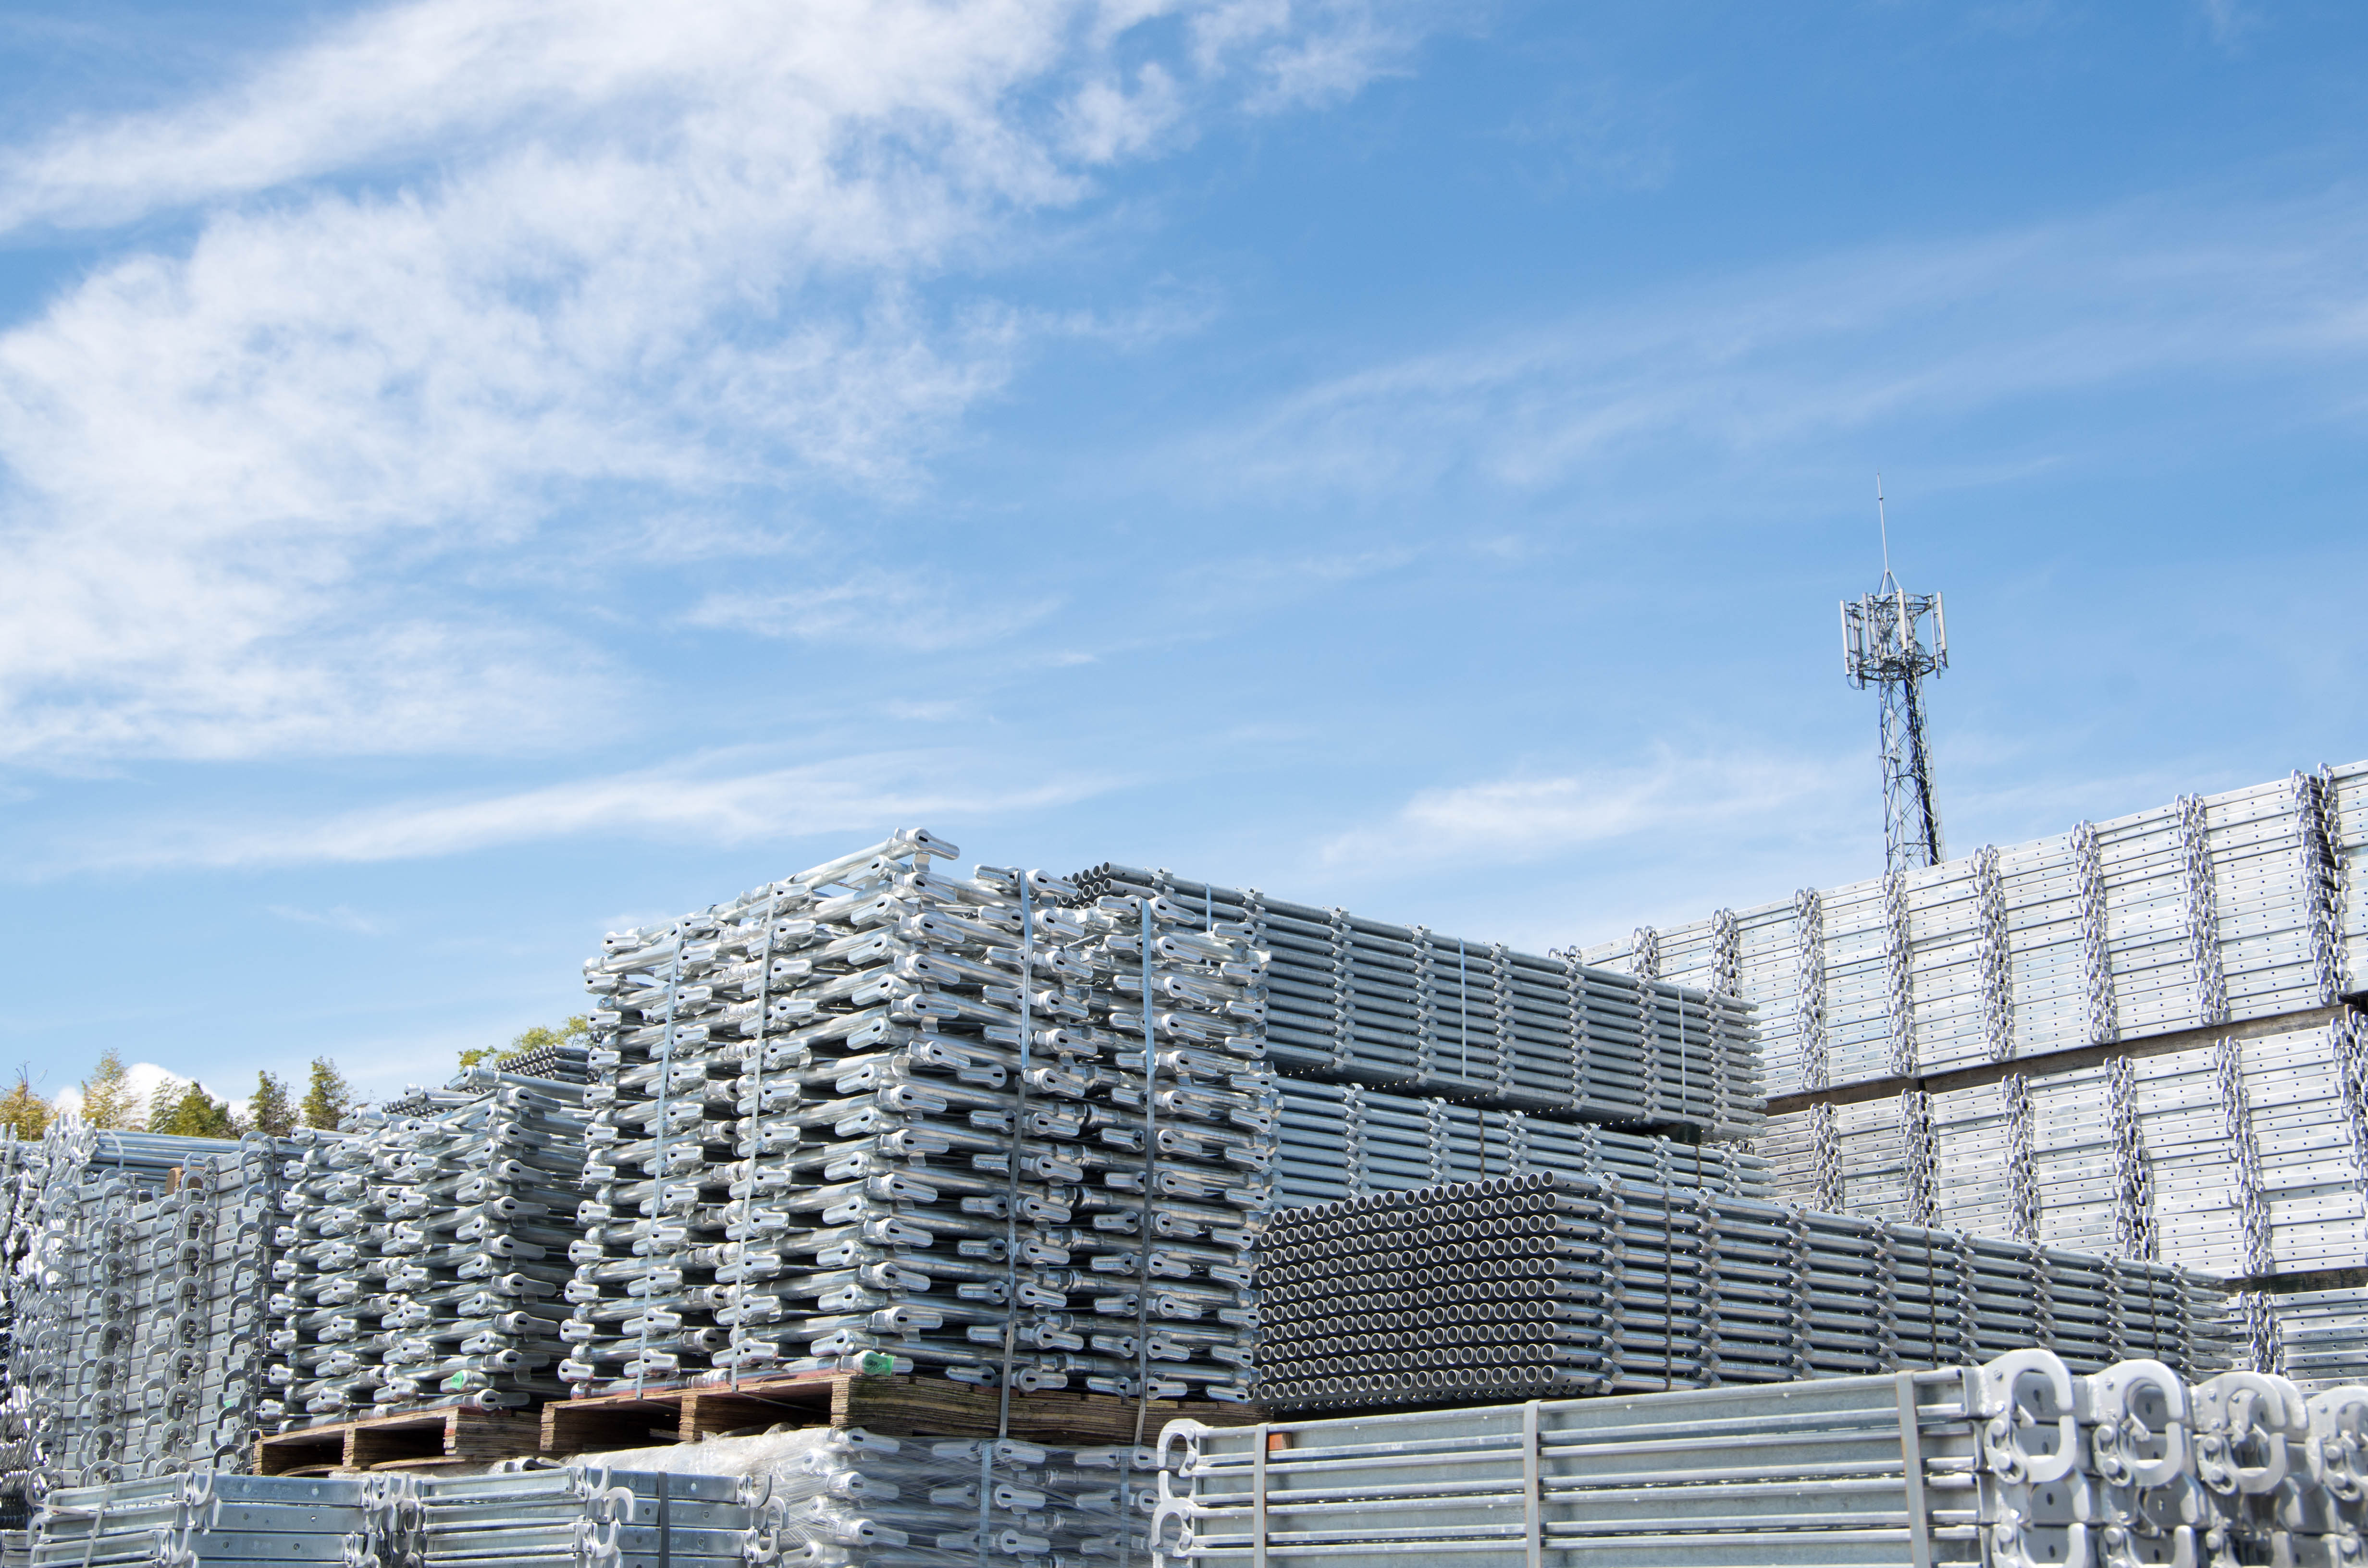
543,1372 -> 1263,1454
257,1406 -> 542,1475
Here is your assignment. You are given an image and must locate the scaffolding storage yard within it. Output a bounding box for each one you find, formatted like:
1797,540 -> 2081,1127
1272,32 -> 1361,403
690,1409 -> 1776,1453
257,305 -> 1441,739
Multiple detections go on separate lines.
0,766 -> 2362,1568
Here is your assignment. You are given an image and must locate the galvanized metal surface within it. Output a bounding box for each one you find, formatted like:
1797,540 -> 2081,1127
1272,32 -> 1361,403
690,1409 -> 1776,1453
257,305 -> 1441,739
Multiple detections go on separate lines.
1584,767 -> 2360,1098
1270,1081 -> 1767,1211
1253,1176 -> 2229,1414
564,837 -> 1269,1406
1068,867 -> 1761,1141
264,1070 -> 591,1426
6,1128 -> 291,1490
1156,1350 -> 2368,1568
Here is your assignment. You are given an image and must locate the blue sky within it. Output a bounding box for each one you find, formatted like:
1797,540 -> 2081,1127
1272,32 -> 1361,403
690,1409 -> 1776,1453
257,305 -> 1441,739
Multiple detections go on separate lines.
2,0 -> 2364,1105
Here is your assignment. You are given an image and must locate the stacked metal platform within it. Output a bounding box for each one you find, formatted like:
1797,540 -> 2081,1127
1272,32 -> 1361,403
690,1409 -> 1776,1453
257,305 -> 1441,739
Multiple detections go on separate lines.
2272,1287 -> 2368,1388
567,1427 -> 1163,1568
1582,763 -> 2368,1379
25,1468 -> 754,1568
1758,1017 -> 2368,1277
1585,768 -> 2362,1095
7,1127 -> 288,1487
263,1068 -> 589,1425
1255,1175 -> 2229,1412
28,1473 -> 384,1568
0,1134 -> 43,1494
264,1127 -> 376,1419
565,833 -> 1269,1403
417,1464 -> 764,1568
1272,1079 -> 1766,1208
1153,1351 -> 2368,1568
1069,866 -> 1761,1139
1060,893 -> 1268,1403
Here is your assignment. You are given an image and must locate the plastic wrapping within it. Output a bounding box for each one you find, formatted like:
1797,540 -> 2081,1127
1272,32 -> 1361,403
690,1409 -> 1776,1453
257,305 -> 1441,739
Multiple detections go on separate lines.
567,1429 -> 1160,1568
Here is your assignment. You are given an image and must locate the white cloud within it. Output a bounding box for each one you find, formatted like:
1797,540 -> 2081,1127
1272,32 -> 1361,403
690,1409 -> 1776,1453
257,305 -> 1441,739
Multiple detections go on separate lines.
2198,0 -> 2257,47
53,1061 -> 231,1122
0,0 -> 1424,766
46,747 -> 1118,870
1322,748 -> 1859,868
1185,195 -> 2368,500
686,567 -> 1061,650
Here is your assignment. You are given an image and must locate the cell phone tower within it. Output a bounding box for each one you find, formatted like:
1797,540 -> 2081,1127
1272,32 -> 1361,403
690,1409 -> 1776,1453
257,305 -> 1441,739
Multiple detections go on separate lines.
1842,475 -> 1949,873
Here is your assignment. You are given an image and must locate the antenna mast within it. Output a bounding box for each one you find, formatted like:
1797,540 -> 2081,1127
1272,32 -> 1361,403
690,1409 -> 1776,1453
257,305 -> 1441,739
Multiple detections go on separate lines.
1841,475 -> 1949,871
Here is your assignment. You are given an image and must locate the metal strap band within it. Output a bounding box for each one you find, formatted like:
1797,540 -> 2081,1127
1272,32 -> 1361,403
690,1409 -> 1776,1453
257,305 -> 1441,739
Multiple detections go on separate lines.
1895,1372 -> 1931,1568
1251,1425 -> 1268,1568
1522,1400 -> 1542,1568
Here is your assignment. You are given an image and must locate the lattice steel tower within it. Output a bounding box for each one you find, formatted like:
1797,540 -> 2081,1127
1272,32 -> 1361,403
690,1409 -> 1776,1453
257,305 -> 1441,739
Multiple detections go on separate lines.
1841,477 -> 1949,871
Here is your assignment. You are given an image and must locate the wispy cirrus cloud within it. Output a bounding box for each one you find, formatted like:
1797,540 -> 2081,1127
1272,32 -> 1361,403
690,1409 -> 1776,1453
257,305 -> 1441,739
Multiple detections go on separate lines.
0,0 -> 1433,767
1323,748 -> 1860,869
1184,193 -> 2368,502
42,748 -> 1117,871
687,568 -> 1062,651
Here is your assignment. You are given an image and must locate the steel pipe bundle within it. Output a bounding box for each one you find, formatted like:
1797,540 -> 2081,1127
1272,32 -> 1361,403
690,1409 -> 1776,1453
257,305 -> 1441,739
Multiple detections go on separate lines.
1254,1175 -> 2231,1413
7,1127 -> 288,1487
1273,1080 -> 1766,1209
489,1039 -> 591,1085
264,1069 -> 590,1425
1155,1350 -> 2368,1568
1068,867 -> 1761,1139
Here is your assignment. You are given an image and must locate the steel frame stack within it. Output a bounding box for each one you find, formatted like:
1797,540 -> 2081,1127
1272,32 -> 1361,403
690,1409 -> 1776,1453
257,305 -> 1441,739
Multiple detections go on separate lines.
263,1068 -> 591,1425
1272,1080 -> 1766,1209
7,1127 -> 288,1489
1585,763 -> 2368,1377
1254,1175 -> 2227,1412
1154,1351 -> 2368,1568
417,1465 -> 761,1568
28,1473 -> 386,1568
1589,770 -> 2361,1094
264,1127 -> 377,1418
566,834 -> 1270,1404
1059,893 -> 1268,1403
1069,867 -> 1760,1139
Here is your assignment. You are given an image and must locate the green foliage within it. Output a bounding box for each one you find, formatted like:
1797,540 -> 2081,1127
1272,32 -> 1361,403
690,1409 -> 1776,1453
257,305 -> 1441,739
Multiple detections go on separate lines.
301,1057 -> 352,1131
0,1072 -> 49,1139
507,1015 -> 591,1061
465,1016 -> 591,1071
77,1050 -> 136,1131
148,1080 -> 235,1139
247,1071 -> 297,1137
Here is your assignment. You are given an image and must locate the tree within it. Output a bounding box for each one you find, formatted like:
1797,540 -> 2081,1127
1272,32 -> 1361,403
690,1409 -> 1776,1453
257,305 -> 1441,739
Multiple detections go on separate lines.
465,1016 -> 591,1070
145,1077 -> 185,1131
149,1082 -> 235,1139
247,1071 -> 297,1137
0,1072 -> 49,1139
77,1051 -> 136,1131
301,1057 -> 352,1130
